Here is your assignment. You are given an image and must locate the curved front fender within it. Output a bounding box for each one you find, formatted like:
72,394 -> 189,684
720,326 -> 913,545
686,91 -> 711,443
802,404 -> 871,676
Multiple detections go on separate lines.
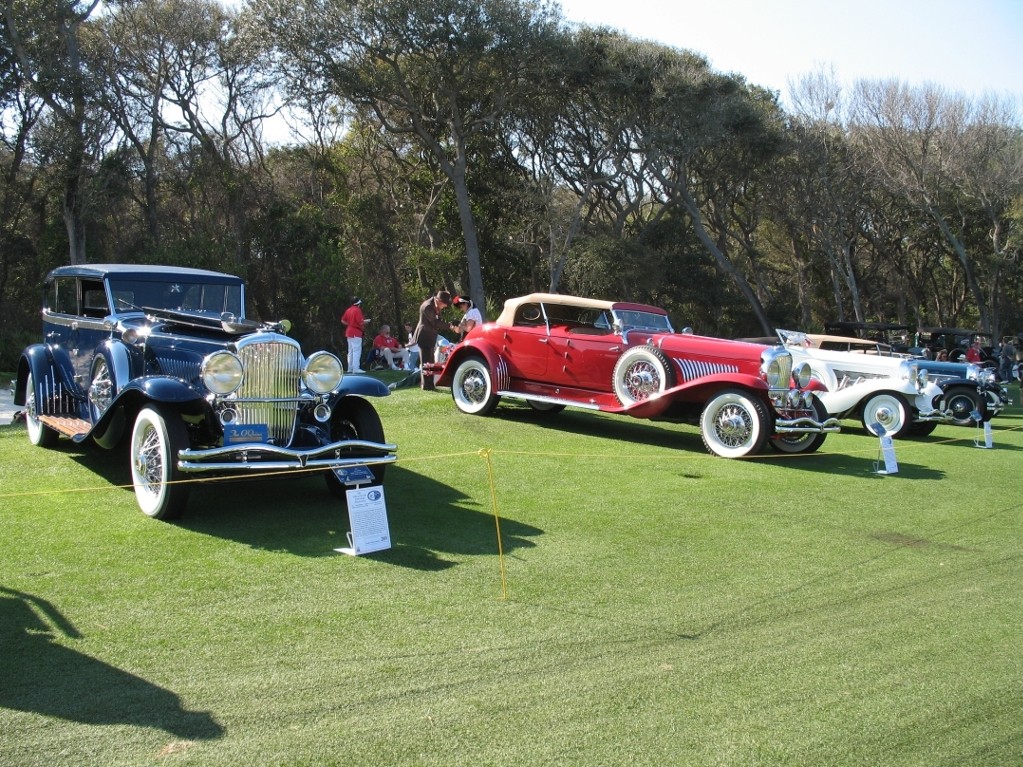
333,375 -> 391,399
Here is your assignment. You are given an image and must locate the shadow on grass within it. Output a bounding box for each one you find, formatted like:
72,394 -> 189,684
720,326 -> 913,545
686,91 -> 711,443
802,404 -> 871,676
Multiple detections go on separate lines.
0,587 -> 223,740
15,430 -> 543,567
171,466 -> 543,567
491,403 -> 950,479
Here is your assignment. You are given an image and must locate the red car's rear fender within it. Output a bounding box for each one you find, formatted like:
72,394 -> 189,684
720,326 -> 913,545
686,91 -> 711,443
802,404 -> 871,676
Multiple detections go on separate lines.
435,341 -> 506,388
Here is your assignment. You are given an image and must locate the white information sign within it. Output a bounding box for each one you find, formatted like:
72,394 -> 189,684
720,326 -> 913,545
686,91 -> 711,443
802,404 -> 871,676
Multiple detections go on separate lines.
974,421 -> 994,449
876,434 -> 899,475
335,486 -> 391,556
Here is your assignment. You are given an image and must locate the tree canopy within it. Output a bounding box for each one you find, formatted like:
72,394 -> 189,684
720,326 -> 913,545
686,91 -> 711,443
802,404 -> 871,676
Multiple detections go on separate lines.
2,0 -> 1021,366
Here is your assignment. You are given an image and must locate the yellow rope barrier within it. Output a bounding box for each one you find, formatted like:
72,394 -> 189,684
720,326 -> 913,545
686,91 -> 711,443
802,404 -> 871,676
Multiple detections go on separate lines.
477,447 -> 509,601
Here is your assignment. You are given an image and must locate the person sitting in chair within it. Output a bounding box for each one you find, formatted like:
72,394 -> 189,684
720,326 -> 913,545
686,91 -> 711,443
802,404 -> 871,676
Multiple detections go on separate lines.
372,324 -> 410,370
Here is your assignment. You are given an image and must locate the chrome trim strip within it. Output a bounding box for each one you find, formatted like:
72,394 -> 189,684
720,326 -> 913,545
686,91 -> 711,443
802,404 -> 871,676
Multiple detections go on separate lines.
774,416 -> 842,434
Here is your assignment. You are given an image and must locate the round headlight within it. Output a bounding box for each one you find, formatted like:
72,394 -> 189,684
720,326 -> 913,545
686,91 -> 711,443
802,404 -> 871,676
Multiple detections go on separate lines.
917,368 -> 930,389
760,348 -> 791,388
793,362 -> 812,389
201,351 -> 244,395
303,351 -> 343,394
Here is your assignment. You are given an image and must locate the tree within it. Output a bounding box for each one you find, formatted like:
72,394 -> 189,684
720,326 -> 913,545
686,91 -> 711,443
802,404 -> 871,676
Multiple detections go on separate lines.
3,0 -> 102,263
849,81 -> 1023,334
253,0 -> 564,312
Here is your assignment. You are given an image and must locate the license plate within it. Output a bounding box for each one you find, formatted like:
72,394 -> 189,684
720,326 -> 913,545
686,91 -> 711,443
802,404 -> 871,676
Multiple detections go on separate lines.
332,466 -> 376,485
223,423 -> 270,444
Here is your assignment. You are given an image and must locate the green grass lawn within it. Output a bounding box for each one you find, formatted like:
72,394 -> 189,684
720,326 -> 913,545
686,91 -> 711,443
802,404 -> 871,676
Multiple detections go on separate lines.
2,381 -> 1022,766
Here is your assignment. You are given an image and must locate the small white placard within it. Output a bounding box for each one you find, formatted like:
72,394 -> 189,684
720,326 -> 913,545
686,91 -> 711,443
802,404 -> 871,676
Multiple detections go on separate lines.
876,434 -> 899,475
335,486 -> 391,556
974,421 -> 994,449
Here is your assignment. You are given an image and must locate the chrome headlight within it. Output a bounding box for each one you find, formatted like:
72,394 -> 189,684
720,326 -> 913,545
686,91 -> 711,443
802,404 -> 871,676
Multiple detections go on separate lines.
760,348 -> 792,388
201,351 -> 244,395
898,360 -> 919,386
976,368 -> 996,384
793,362 -> 812,389
916,368 -> 930,389
303,351 -> 343,394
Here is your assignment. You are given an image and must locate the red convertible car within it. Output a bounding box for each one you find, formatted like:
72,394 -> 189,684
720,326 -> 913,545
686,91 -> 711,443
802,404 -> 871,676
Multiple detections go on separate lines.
429,293 -> 839,458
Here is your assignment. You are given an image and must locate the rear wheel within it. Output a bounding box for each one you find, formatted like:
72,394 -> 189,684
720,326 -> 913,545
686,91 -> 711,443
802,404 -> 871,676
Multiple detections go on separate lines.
451,356 -> 500,416
130,405 -> 190,520
24,372 -> 58,447
861,392 -> 911,438
526,400 -> 565,415
700,388 -> 769,458
89,356 -> 115,421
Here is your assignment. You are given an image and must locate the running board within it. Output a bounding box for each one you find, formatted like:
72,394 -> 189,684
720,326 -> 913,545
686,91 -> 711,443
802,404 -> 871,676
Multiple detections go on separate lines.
496,391 -> 601,410
39,415 -> 91,438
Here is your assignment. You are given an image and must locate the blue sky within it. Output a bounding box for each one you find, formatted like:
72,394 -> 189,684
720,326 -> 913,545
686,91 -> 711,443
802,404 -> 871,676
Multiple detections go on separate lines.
556,0 -> 1023,103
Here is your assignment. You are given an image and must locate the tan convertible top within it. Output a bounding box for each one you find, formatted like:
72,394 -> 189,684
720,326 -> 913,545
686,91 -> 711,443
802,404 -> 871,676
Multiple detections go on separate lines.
495,294 -> 613,326
494,293 -> 665,328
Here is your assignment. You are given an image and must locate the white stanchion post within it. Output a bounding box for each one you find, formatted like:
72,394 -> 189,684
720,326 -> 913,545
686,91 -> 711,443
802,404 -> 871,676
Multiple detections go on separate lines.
872,423 -> 899,475
972,409 -> 994,449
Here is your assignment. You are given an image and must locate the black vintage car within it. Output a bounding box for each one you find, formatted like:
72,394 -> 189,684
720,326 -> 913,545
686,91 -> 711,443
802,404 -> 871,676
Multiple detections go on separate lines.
14,264 -> 396,519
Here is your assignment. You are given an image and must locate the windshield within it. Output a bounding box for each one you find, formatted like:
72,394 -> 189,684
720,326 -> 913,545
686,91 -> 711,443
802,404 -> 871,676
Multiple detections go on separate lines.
109,278 -> 243,318
612,309 -> 673,333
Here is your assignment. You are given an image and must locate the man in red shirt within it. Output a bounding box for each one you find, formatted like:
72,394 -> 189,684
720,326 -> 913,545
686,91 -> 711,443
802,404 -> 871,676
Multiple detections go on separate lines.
340,297 -> 368,373
372,325 -> 410,370
965,339 -> 982,364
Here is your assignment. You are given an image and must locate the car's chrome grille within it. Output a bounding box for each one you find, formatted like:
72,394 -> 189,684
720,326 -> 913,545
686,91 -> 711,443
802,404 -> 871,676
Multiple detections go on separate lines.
235,338 -> 303,445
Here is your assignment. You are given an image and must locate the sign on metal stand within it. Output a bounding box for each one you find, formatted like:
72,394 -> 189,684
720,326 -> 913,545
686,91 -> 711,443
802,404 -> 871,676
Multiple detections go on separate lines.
972,410 -> 994,449
331,466 -> 391,556
871,423 -> 898,475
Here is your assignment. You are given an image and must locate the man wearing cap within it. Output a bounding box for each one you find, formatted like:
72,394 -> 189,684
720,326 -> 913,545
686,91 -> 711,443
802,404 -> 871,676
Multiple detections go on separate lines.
341,296 -> 368,373
412,290 -> 458,390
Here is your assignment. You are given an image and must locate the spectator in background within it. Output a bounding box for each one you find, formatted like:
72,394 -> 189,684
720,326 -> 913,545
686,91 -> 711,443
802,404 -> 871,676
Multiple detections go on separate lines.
453,295 -> 483,339
412,290 -> 458,390
404,322 -> 420,371
373,325 -> 410,370
965,338 -> 982,364
340,297 -> 368,373
998,337 -> 1016,381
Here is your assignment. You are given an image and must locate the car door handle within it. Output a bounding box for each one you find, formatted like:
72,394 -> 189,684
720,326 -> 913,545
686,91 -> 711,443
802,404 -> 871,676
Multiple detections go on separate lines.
538,338 -> 548,344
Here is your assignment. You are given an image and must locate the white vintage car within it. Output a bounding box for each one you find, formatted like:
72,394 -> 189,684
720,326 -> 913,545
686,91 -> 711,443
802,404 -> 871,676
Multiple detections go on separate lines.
774,330 -> 948,438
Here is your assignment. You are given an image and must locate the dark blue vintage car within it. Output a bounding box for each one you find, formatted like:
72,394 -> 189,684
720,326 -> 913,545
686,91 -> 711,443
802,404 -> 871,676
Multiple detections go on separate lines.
14,264 -> 396,519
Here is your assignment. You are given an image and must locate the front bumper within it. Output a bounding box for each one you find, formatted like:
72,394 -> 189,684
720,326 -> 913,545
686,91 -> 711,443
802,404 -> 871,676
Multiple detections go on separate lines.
774,415 -> 842,434
178,439 -> 397,473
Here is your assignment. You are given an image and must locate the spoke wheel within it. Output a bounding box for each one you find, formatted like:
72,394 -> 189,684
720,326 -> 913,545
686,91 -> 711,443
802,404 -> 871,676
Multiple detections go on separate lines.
130,406 -> 190,519
89,356 -> 115,421
24,372 -> 58,447
769,398 -> 828,454
325,397 -> 388,499
451,356 -> 500,416
944,386 -> 982,427
700,388 -> 769,458
612,346 -> 675,406
861,392 -> 910,438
